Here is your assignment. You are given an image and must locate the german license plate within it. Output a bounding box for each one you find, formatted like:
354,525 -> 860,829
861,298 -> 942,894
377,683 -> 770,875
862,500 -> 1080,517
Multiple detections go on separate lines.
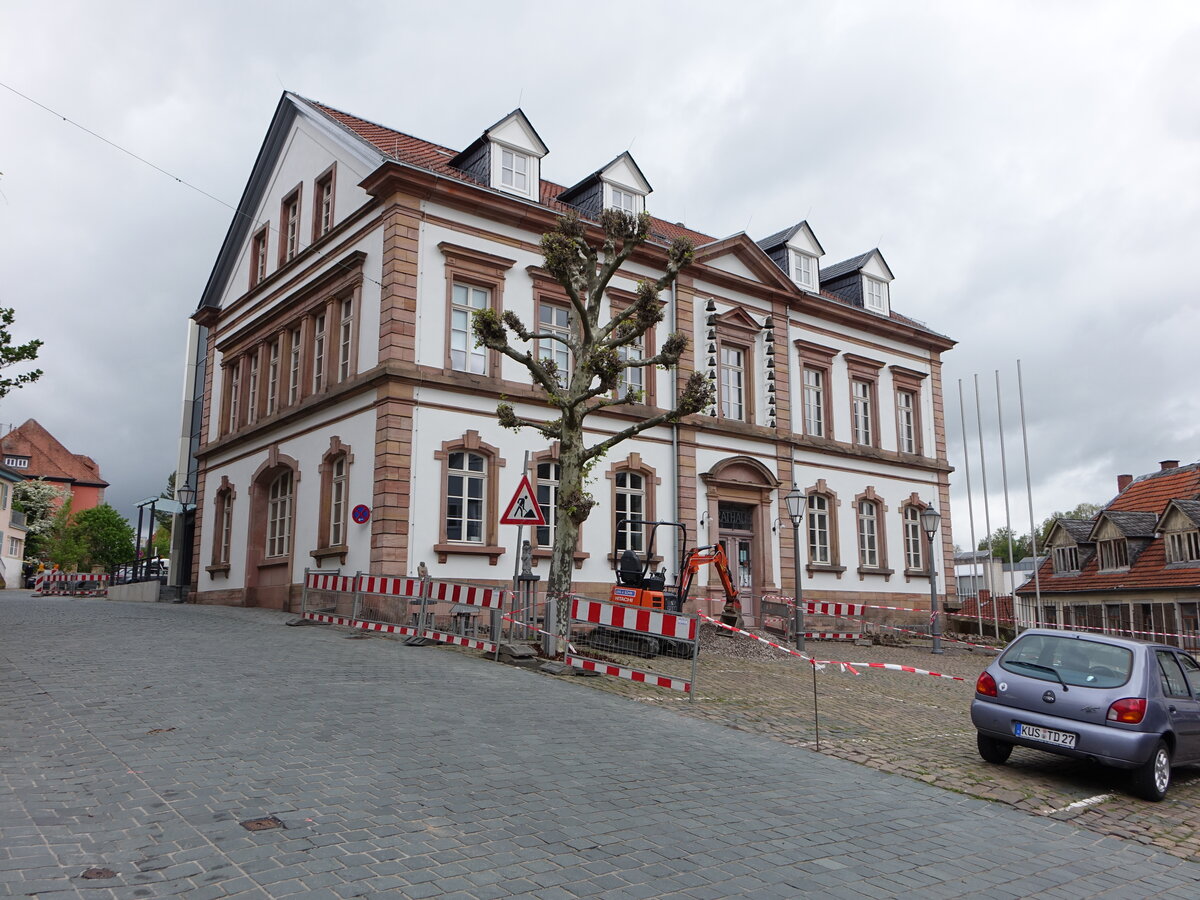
1014,722 -> 1077,749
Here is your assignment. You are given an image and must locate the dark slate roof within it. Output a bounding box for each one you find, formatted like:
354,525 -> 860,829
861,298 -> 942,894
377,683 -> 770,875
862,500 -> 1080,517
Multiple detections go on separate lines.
1167,499 -> 1200,528
819,251 -> 873,282
1099,510 -> 1159,539
1058,518 -> 1098,542
756,221 -> 818,253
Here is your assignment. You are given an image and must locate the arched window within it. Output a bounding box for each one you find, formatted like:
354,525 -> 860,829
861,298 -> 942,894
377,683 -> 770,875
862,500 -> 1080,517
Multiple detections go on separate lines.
208,477 -> 236,575
903,504 -> 924,572
266,470 -> 294,558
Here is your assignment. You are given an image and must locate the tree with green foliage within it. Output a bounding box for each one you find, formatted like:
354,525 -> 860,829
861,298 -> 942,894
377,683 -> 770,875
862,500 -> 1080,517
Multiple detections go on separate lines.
43,497 -> 83,569
73,504 -> 136,570
978,526 -> 1032,564
0,307 -> 43,398
12,478 -> 70,561
472,210 -> 714,642
1037,501 -> 1102,545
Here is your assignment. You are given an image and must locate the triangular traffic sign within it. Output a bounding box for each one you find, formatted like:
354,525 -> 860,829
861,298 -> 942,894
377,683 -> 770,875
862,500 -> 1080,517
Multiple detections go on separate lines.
500,474 -> 546,526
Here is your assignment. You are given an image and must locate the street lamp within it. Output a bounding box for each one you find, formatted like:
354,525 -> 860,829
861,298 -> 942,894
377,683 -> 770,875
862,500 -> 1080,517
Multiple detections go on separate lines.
921,504 -> 943,655
784,483 -> 806,652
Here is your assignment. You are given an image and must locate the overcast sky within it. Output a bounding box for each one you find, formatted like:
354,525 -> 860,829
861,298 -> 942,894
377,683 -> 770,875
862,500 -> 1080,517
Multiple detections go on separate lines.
2,0 -> 1198,549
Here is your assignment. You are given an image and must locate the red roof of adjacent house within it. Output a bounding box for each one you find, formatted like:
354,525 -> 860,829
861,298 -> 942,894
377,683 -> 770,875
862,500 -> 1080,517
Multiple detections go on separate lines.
1019,463 -> 1200,596
0,419 -> 108,488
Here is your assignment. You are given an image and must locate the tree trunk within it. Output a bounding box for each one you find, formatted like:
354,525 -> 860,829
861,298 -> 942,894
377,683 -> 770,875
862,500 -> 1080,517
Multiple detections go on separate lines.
545,430 -> 587,654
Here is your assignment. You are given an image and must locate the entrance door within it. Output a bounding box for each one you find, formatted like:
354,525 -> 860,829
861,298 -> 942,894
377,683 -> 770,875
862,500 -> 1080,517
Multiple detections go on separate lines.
717,502 -> 756,620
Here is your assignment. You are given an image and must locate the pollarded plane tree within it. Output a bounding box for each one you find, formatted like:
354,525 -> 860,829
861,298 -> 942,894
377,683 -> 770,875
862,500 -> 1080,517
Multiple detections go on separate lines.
473,210 -> 713,642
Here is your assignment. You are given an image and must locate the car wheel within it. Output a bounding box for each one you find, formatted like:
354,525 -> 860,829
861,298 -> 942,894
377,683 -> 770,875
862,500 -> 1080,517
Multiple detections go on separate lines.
976,732 -> 1013,764
1131,740 -> 1171,802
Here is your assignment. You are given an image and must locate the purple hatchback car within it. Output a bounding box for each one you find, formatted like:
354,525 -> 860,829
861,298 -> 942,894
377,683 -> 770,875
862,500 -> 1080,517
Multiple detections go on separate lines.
971,629 -> 1200,801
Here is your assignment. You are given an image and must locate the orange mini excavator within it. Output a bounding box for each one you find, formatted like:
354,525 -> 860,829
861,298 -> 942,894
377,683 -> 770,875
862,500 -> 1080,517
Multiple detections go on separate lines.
595,518 -> 741,658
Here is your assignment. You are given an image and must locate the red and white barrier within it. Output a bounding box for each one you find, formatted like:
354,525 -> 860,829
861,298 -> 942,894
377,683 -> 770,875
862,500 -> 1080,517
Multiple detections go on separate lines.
565,654 -> 692,693
571,597 -> 697,641
433,581 -> 505,609
305,573 -> 357,593
35,572 -> 110,597
422,630 -> 496,652
301,611 -> 421,637
358,575 -> 423,597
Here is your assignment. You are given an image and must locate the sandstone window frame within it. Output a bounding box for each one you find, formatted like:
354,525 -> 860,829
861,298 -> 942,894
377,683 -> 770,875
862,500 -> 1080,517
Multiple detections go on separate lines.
433,431 -> 505,565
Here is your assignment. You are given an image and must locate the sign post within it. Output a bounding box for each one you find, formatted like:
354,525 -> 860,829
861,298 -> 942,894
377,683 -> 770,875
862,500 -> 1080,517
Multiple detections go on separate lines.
501,470 -> 545,645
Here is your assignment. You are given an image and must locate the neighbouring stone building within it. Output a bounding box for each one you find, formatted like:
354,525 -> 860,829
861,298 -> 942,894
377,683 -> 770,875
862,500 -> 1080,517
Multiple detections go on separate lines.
1017,460 -> 1200,648
179,93 -> 957,621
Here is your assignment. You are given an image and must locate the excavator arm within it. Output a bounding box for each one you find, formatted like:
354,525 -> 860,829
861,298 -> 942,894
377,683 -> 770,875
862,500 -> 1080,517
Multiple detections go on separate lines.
678,544 -> 739,606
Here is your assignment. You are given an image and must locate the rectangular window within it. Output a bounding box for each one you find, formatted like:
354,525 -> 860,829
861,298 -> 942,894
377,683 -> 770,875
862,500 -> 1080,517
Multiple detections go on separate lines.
1099,538 -> 1129,571
852,379 -> 873,445
337,298 -> 354,382
329,456 -> 347,547
864,278 -> 887,312
617,336 -> 644,399
218,495 -> 232,565
720,346 -> 745,420
897,390 -> 917,454
857,500 -> 879,568
610,186 -> 636,213
538,301 -> 571,386
793,251 -> 816,289
266,339 -> 280,415
246,354 -> 259,424
446,451 -> 485,542
1053,545 -> 1080,573
8,536 -> 22,557
315,170 -> 334,239
903,507 -> 923,571
807,494 -> 831,565
251,228 -> 268,286
802,367 -> 825,437
534,461 -> 559,549
281,189 -> 301,263
615,471 -> 646,554
288,326 -> 302,405
451,283 -> 489,374
500,148 -> 529,192
1167,530 -> 1200,563
312,313 -> 327,393
226,360 -> 241,432
4,457 -> 28,469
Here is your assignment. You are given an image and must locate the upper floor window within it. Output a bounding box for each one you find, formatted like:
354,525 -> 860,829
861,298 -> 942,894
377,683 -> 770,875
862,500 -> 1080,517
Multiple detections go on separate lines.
280,187 -> 302,264
287,325 -> 302,405
903,505 -> 924,571
337,298 -> 354,383
266,470 -> 293,558
499,148 -> 530,194
246,354 -> 260,424
1167,530 -> 1200,564
615,470 -> 646,554
446,451 -> 486,543
617,334 -> 645,400
792,251 -> 817,290
251,227 -> 269,287
864,277 -> 888,313
226,360 -> 242,432
1053,545 -> 1080,573
537,300 -> 571,386
897,390 -> 917,454
328,455 -> 348,547
852,379 -> 874,446
1098,538 -> 1129,571
802,367 -> 825,437
266,339 -> 280,416
312,313 -> 327,394
314,167 -> 335,240
451,283 -> 490,374
719,345 -> 746,421
4,456 -> 28,469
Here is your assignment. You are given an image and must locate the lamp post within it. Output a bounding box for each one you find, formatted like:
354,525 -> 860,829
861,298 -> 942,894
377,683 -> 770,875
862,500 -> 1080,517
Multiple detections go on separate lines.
784,483 -> 806,652
174,486 -> 196,595
921,504 -> 943,655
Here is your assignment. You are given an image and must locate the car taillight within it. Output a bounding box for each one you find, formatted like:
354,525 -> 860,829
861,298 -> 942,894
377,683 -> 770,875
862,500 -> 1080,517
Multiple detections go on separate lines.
976,671 -> 998,697
1106,698 -> 1147,724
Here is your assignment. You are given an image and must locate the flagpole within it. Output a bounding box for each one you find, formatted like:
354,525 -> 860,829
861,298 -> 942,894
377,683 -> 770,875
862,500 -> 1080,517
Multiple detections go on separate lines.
974,374 -> 998,639
958,379 -> 983,636
1017,359 -> 1041,628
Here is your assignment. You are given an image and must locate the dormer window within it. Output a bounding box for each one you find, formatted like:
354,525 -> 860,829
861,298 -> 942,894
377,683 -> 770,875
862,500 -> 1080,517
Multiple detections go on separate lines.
1167,529 -> 1200,563
792,251 -> 817,291
1098,538 -> 1129,571
609,185 -> 637,214
1053,545 -> 1080,574
499,147 -> 530,194
864,277 -> 888,314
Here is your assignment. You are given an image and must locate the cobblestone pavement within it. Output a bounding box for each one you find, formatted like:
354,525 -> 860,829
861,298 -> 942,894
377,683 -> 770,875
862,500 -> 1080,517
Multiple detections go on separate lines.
4,594 -> 1200,899
579,627 -> 1200,863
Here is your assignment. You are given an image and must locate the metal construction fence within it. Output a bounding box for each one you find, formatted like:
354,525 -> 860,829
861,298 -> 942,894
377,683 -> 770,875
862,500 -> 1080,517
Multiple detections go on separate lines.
34,572 -> 110,597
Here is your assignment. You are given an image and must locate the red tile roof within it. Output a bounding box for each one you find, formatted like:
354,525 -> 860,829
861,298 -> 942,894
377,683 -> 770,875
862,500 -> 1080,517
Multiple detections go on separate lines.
1019,463 -> 1200,596
0,419 -> 108,488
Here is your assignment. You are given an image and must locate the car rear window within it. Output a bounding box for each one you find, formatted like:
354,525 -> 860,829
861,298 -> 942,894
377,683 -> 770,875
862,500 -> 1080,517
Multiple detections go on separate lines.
1000,634 -> 1133,688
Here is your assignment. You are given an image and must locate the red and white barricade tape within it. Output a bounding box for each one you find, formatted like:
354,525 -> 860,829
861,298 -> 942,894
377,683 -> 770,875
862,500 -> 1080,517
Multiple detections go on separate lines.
301,611 -> 420,637
305,573 -> 357,593
571,597 -> 697,641
421,630 -> 496,652
564,653 -> 691,693
433,581 -> 505,609
359,575 -> 423,597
